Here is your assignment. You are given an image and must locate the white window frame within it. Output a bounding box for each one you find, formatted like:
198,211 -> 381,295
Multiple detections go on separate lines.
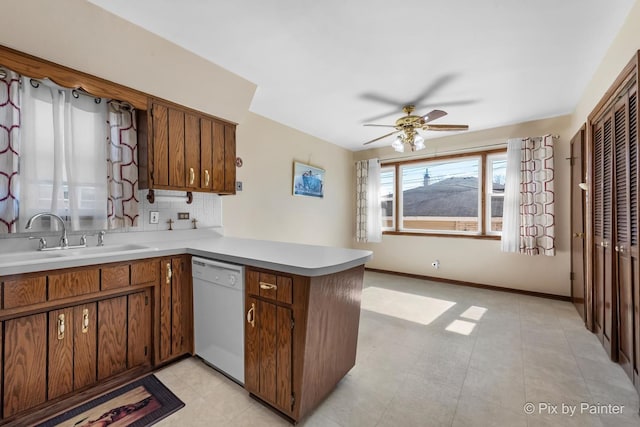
485,153 -> 507,236
380,166 -> 396,231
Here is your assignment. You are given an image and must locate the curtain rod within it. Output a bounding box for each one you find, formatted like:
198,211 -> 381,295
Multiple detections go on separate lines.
378,134 -> 559,163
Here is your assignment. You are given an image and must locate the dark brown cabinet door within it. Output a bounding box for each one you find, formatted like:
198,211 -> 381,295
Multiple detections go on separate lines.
128,289 -> 152,368
48,307 -> 74,400
570,127 -> 587,323
152,102 -> 170,187
200,118 -> 213,191
97,296 -> 128,380
212,120 -> 226,192
159,256 -> 193,363
74,303 -> 97,390
185,112 -> 200,189
224,124 -> 237,194
152,102 -> 187,189
4,313 -> 47,418
244,295 -> 293,413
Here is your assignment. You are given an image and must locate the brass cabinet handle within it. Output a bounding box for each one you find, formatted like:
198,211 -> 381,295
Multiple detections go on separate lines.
82,308 -> 89,333
204,169 -> 210,187
166,263 -> 172,284
247,303 -> 255,328
573,232 -> 584,238
259,282 -> 277,291
189,167 -> 195,185
57,314 -> 65,340
601,241 -> 609,248
616,245 -> 625,253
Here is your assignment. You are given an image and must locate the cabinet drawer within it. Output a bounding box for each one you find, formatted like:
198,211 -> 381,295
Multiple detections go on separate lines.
131,260 -> 159,285
49,269 -> 100,300
101,265 -> 130,290
248,270 -> 293,304
3,276 -> 47,309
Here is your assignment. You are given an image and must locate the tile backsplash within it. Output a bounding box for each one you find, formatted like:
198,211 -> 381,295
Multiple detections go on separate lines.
129,189 -> 223,232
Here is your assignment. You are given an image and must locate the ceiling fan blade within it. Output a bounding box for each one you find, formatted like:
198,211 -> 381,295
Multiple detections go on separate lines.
421,109 -> 447,124
363,123 -> 397,128
410,74 -> 457,105
363,130 -> 401,145
360,93 -> 404,106
423,124 -> 469,131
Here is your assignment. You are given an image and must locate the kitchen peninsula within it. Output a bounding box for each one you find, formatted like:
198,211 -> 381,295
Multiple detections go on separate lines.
0,229 -> 372,424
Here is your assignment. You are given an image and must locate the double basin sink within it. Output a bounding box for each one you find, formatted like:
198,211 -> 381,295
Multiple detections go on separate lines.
0,244 -> 157,266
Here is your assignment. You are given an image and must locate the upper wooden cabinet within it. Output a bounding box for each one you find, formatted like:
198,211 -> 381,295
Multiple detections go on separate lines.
139,99 -> 237,195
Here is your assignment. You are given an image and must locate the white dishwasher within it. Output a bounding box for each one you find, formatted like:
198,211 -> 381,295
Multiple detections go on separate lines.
192,257 -> 245,384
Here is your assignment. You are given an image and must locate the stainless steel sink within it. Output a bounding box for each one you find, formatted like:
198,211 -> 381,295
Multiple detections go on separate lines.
0,244 -> 157,267
59,244 -> 155,257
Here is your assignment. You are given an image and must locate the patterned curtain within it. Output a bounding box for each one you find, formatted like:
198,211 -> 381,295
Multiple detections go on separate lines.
520,135 -> 555,255
0,68 -> 21,233
502,135 -> 555,255
355,159 -> 381,242
107,101 -> 139,229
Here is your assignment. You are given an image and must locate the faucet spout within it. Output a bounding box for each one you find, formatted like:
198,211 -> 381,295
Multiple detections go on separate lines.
25,213 -> 68,248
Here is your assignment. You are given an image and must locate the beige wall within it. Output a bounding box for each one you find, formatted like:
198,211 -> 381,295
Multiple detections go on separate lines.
353,115 -> 574,296
570,0 -> 640,134
1,0 -> 354,248
1,0 -> 256,124
225,113 -> 353,248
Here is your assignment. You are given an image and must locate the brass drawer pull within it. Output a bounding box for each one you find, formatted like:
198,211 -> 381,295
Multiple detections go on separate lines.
57,314 -> 65,340
204,169 -> 210,187
189,167 -> 195,185
82,308 -> 89,333
166,263 -> 172,284
247,303 -> 255,328
259,282 -> 277,291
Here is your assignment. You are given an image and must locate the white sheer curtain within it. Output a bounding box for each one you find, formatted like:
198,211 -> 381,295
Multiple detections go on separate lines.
19,78 -> 108,231
356,159 -> 382,242
501,135 -> 556,256
501,138 -> 522,252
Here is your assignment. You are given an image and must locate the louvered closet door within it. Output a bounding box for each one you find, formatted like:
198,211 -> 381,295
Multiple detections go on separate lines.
614,93 -> 634,377
592,112 -> 617,358
628,88 -> 640,390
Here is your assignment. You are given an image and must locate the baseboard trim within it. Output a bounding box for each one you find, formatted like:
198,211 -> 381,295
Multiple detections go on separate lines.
365,268 -> 571,302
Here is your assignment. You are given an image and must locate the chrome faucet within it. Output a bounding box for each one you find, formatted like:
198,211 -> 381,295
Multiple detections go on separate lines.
25,213 -> 69,249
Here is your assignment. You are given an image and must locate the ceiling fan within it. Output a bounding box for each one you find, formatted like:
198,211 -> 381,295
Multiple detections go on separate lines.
363,105 -> 469,152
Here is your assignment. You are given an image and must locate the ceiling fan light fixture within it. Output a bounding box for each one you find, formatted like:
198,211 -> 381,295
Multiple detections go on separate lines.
412,134 -> 425,151
392,135 -> 404,152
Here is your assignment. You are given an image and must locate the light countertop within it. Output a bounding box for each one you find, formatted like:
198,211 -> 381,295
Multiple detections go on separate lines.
0,229 -> 372,277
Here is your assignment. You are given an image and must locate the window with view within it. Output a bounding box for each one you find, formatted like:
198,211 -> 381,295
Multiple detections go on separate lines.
380,150 -> 506,236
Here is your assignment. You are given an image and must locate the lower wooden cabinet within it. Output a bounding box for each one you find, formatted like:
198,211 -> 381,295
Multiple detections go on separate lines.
245,297 -> 293,413
3,313 -> 47,418
47,303 -> 97,400
0,256 -> 177,422
158,255 -> 193,363
244,265 -> 365,422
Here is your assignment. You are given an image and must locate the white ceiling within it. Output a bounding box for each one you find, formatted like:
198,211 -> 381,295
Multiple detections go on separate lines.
89,0 -> 636,151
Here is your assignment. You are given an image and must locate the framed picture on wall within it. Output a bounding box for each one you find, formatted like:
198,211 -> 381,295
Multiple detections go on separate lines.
293,162 -> 325,198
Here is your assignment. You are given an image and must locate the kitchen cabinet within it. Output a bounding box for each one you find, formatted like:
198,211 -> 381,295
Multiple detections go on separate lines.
0,258 -> 159,423
140,100 -> 237,195
48,303 -> 97,400
244,265 -> 365,422
158,255 -> 193,363
3,313 -> 47,418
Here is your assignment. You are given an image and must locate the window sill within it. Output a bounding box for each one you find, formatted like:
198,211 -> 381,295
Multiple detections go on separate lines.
382,231 -> 501,240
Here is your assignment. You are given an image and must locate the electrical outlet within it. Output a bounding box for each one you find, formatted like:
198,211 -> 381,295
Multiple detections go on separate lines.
149,211 -> 159,224
236,181 -> 243,191
178,212 -> 190,220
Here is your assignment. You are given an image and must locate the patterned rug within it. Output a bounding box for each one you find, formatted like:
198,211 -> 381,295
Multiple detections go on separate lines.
36,375 -> 184,427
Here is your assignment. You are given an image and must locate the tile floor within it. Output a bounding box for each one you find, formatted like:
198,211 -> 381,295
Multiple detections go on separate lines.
155,271 -> 640,426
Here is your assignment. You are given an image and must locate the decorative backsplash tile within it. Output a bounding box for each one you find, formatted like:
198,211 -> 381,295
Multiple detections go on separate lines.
129,189 -> 223,232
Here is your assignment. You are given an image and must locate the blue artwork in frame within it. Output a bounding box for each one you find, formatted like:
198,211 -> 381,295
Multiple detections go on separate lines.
293,162 -> 324,198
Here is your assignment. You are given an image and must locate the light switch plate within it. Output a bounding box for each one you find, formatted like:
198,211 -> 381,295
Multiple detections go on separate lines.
149,211 -> 159,224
